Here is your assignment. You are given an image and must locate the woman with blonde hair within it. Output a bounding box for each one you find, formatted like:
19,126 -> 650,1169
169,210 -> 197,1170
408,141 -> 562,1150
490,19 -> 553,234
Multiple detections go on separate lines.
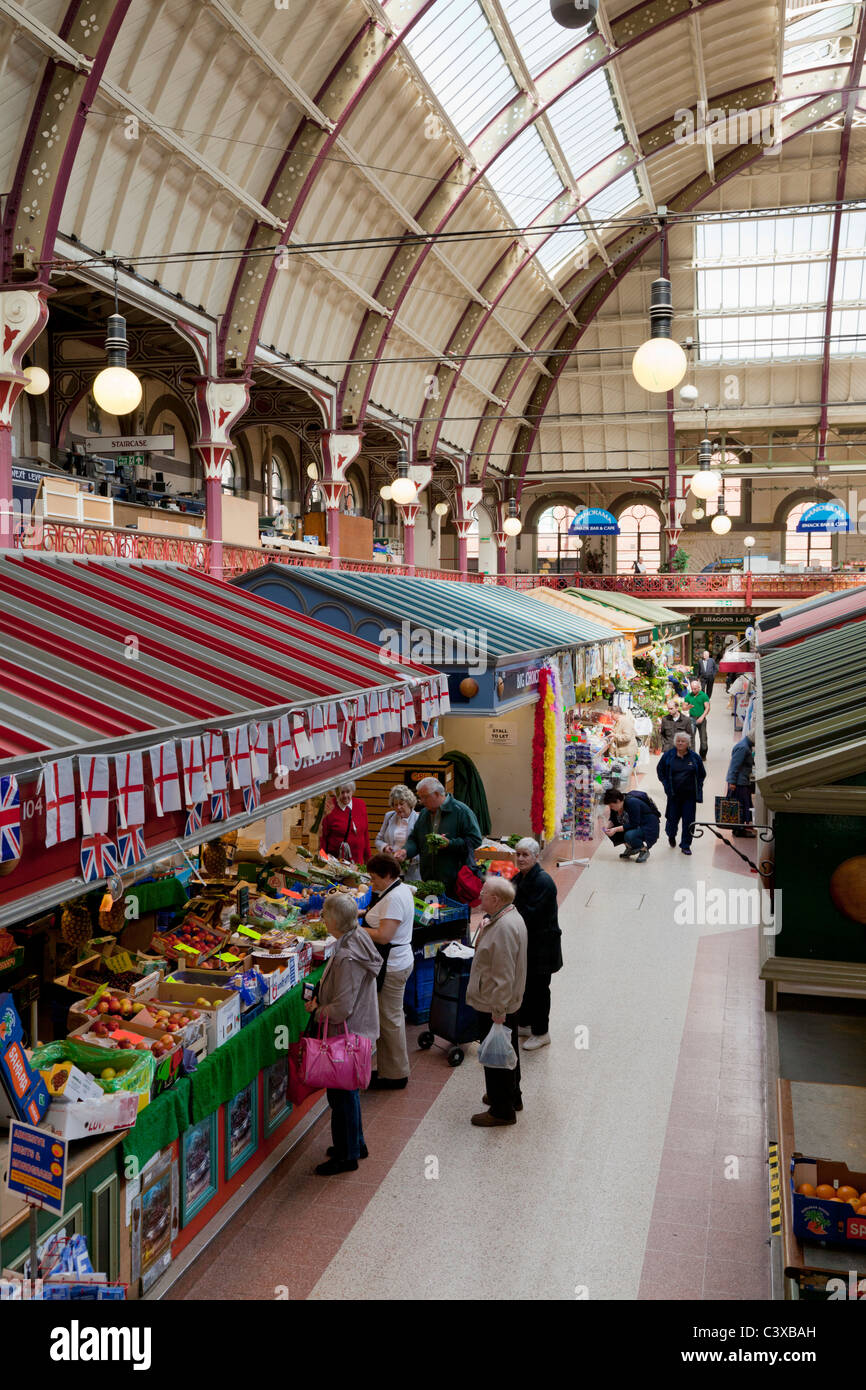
374,784 -> 420,881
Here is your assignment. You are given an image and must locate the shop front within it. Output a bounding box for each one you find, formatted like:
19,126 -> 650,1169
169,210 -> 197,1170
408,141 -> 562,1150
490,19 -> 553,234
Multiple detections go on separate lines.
688,610 -> 756,668
0,553 -> 446,1298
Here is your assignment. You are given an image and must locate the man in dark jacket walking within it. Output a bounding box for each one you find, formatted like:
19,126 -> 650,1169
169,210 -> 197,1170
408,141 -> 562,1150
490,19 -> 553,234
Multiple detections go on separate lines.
399,777 -> 482,898
602,788 -> 661,863
695,649 -> 718,697
726,733 -> 755,837
513,838 -> 562,1051
659,696 -> 695,753
657,732 -> 706,855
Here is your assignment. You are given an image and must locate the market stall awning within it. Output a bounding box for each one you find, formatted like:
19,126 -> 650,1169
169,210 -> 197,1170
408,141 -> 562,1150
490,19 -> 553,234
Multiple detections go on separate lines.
235,567 -> 616,661
569,589 -> 690,640
756,584 -> 866,653
756,613 -> 866,803
526,588 -> 653,650
0,555 -> 444,927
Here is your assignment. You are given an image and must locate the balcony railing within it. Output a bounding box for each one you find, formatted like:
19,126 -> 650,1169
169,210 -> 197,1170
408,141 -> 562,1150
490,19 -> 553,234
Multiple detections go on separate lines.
11,521 -> 862,596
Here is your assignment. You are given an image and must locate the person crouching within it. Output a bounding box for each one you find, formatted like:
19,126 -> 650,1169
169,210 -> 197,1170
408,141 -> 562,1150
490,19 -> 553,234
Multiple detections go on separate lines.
602,788 -> 660,864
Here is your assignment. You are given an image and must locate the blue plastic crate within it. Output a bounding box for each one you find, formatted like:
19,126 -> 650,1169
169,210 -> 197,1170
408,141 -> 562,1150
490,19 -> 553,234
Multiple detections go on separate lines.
413,894 -> 469,928
403,950 -> 436,1024
240,1001 -> 265,1028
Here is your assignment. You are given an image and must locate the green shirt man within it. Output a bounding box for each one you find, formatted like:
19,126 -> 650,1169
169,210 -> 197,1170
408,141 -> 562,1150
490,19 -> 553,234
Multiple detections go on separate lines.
684,680 -> 711,758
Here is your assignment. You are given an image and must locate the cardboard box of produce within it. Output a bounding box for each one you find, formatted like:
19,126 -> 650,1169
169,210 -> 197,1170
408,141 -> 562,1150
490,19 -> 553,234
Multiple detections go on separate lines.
254,955 -> 294,1005
42,1089 -> 139,1141
791,1155 -> 866,1248
154,982 -> 240,1049
39,1062 -> 104,1103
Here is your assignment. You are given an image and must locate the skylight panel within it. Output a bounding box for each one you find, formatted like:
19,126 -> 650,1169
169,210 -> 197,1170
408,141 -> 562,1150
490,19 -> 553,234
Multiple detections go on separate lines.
585,171 -> 641,229
546,68 -> 629,181
536,218 -> 588,274
404,0 -> 518,143
485,123 -> 565,228
783,4 -> 856,70
831,307 -> 866,353
498,0 -> 588,77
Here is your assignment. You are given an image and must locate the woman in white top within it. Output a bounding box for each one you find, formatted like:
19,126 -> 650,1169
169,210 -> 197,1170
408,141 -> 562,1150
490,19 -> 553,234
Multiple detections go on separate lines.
374,785 -> 420,882
363,852 -> 416,1090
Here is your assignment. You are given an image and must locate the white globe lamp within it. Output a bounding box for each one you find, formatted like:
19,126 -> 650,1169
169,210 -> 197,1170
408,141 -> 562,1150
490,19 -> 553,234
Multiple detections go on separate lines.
307,462 -> 319,480
710,512 -> 732,535
434,501 -> 449,517
23,366 -> 50,395
92,309 -> 141,416
691,507 -> 705,521
391,474 -> 417,505
744,535 -> 756,548
503,514 -> 522,537
379,483 -> 393,500
679,382 -> 699,403
632,337 -> 687,393
690,468 -> 722,500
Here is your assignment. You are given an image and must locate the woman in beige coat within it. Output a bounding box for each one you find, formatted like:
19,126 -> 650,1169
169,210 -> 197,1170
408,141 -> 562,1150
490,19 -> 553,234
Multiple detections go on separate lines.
304,892 -> 380,1176
466,877 -> 527,1128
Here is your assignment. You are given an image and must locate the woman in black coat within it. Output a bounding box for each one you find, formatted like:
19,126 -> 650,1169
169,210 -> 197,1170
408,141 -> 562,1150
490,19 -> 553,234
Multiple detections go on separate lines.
513,838 -> 563,1051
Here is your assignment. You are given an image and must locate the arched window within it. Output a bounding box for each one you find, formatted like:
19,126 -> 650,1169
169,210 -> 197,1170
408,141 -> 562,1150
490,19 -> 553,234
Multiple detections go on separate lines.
466,516 -> 479,563
785,500 -> 833,569
536,505 -> 581,571
617,504 -> 662,574
221,457 -> 237,495
270,453 -> 293,510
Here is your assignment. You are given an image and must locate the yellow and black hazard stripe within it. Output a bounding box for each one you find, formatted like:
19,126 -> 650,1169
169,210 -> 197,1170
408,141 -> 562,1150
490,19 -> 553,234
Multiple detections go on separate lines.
768,1141 -> 782,1235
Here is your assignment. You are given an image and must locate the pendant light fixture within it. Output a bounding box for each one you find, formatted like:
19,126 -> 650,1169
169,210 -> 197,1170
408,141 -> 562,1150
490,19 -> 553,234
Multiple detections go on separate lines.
91,264 -> 142,417
710,491 -> 732,535
689,409 -> 722,500
22,365 -> 50,395
379,483 -> 393,500
550,0 -> 599,26
632,208 -> 687,393
502,496 -> 522,537
434,501 -> 449,517
390,447 -> 417,506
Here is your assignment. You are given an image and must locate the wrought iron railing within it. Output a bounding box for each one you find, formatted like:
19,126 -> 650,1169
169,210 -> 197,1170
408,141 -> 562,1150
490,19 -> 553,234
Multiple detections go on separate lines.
12,522 -> 862,595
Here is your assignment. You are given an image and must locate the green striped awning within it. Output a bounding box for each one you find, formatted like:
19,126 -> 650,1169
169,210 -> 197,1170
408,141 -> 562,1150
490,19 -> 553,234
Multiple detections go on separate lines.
759,614 -> 866,779
569,588 -> 689,638
259,570 -> 616,659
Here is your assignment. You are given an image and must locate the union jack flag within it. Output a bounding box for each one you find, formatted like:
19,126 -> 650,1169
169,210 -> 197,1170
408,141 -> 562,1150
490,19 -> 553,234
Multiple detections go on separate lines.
211,790 -> 230,822
80,833 -> 118,883
0,776 -> 21,863
118,826 -> 146,869
420,720 -> 431,741
185,803 -> 204,838
351,742 -> 364,769
373,731 -> 385,754
243,782 -> 261,814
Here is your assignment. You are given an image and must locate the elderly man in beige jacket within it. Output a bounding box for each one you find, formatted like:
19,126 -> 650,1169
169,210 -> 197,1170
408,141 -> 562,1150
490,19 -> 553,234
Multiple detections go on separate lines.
467,876 -> 528,1127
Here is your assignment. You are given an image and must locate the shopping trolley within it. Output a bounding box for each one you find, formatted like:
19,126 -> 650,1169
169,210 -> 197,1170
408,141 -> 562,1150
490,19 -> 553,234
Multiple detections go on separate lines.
416,943 -> 478,1067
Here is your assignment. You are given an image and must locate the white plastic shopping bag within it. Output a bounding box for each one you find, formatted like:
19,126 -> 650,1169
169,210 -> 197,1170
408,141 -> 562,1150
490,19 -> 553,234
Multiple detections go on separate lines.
477,1022 -> 518,1070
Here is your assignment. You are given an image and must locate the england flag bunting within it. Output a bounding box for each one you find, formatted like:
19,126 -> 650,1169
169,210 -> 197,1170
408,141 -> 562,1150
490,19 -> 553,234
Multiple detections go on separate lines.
249,722 -> 270,782
325,702 -> 340,755
339,700 -> 356,748
228,725 -> 253,790
401,687 -> 416,747
309,706 -> 327,758
437,672 -> 451,714
80,832 -> 118,883
389,688 -> 402,733
243,782 -> 261,814
367,691 -> 383,737
211,790 -> 230,822
149,742 -> 182,817
118,826 -> 146,869
355,694 -> 370,744
42,758 -> 76,848
79,756 -> 110,835
420,682 -> 434,725
203,731 -> 227,794
292,712 -> 314,761
273,714 -> 296,776
181,737 -> 206,808
0,775 -> 21,864
114,751 -> 145,830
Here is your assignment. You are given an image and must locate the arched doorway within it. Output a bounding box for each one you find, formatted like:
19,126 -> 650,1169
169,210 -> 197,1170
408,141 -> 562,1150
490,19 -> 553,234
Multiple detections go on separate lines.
536,504 -> 581,573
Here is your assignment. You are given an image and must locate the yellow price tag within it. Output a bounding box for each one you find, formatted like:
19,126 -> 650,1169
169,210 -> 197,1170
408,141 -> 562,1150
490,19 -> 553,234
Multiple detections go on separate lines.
174,942 -> 199,955
105,950 -> 136,974
238,926 -> 261,940
217,951 -> 242,963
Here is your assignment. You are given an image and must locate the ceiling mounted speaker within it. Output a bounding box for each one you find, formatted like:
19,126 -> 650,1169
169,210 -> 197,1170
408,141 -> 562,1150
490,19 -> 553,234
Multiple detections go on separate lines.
550,0 -> 598,27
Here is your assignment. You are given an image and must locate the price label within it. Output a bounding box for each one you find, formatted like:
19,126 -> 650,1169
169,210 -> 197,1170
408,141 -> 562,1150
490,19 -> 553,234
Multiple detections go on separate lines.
217,951 -> 242,963
105,950 -> 136,974
174,942 -> 199,955
238,926 -> 261,940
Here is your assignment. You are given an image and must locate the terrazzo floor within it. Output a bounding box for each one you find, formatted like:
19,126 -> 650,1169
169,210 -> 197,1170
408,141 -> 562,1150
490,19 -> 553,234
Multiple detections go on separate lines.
167,695 -> 772,1301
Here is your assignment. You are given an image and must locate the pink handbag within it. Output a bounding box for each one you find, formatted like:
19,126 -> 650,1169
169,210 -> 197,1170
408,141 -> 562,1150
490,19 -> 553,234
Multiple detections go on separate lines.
298,1017 -> 372,1092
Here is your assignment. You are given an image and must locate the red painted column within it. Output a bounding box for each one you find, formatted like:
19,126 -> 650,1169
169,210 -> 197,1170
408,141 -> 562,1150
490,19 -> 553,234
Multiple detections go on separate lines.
0,287 -> 51,549
322,482 -> 346,569
495,532 -> 507,576
319,430 -> 364,571
194,378 -> 251,580
399,502 -> 420,573
455,519 -> 473,575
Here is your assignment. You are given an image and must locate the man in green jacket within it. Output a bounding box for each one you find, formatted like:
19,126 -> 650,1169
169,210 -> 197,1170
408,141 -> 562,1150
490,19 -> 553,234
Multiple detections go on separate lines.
396,777 -> 482,899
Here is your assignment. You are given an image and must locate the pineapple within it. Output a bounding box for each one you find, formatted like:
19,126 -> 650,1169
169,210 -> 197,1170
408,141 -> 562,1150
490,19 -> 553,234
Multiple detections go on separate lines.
60,899 -> 93,946
201,839 -> 228,878
98,896 -> 126,935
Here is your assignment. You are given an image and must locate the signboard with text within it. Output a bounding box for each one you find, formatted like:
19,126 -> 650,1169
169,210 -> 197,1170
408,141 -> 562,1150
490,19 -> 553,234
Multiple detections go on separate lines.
84,435 -> 174,455
6,1120 -> 67,1215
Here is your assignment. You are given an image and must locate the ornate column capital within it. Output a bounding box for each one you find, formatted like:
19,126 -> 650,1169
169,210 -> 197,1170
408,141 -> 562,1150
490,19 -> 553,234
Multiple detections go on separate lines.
0,285 -> 51,428
193,377 -> 251,479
